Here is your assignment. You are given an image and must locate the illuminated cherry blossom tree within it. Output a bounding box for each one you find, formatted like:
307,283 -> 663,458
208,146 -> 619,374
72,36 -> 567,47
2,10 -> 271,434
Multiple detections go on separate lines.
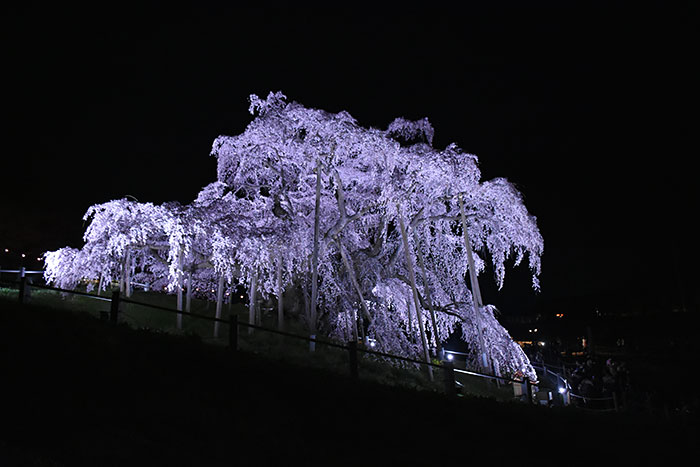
44,91 -> 543,380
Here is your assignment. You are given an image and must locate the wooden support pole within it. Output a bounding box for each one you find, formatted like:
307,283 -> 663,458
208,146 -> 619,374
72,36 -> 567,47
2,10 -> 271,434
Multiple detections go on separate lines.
228,286 -> 233,314
405,290 -> 414,344
214,274 -> 224,338
248,273 -> 257,335
176,251 -> 184,330
397,204 -> 433,381
185,270 -> 193,314
458,194 -> 491,374
277,252 -> 284,331
124,250 -> 132,298
337,238 -> 363,342
310,158 -> 322,335
118,257 -> 125,294
413,230 -> 440,355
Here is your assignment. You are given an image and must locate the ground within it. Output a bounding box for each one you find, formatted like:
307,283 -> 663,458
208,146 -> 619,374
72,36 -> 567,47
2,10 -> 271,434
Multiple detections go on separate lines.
0,297 -> 696,466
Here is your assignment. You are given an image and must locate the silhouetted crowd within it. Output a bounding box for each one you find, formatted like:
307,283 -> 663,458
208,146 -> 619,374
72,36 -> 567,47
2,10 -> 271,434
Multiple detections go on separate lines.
567,357 -> 629,398
523,344 -> 629,401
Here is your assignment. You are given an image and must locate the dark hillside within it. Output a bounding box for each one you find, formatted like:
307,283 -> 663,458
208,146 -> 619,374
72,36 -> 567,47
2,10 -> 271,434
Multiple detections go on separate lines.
1,300 -> 695,466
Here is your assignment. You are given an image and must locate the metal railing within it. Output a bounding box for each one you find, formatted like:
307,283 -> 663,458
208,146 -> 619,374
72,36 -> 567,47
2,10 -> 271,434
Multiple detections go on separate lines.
3,276 -> 626,411
530,361 -> 619,411
0,267 -> 44,276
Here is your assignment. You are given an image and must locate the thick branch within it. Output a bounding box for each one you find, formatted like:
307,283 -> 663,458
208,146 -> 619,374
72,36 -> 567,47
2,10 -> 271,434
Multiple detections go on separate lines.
394,273 -> 466,322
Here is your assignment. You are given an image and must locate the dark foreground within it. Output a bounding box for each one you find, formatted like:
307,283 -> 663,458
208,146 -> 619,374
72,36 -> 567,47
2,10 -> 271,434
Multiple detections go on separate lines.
1,300 -> 695,466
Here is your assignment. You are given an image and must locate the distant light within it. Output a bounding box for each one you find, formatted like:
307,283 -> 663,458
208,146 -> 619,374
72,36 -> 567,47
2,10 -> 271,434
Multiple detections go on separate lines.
538,341 -> 545,347
558,387 -> 567,394
446,353 -> 454,361
555,313 -> 564,318
37,257 -> 42,261
211,289 -> 215,293
21,253 -> 26,258
240,295 -> 244,299
3,248 -> 8,253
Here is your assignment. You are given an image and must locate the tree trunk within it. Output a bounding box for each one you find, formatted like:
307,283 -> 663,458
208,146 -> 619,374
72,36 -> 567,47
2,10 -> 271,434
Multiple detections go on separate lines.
337,239 -> 361,342
176,250 -> 183,329
124,256 -> 130,296
397,204 -> 433,380
123,250 -> 132,298
127,253 -> 134,297
343,305 -> 352,342
413,231 -> 440,356
310,158 -> 322,335
214,274 -> 224,338
248,273 -> 257,335
185,270 -> 193,313
277,252 -> 284,331
458,194 -> 491,373
228,286 -> 233,313
119,254 -> 126,294
97,273 -> 104,296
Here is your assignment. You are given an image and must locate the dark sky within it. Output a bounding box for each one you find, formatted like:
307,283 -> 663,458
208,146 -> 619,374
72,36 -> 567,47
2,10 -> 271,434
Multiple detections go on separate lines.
2,3 -> 698,314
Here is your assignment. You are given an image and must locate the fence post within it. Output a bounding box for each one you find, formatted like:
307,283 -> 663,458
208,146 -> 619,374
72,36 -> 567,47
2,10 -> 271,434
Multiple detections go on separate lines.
525,377 -> 533,404
110,290 -> 120,323
228,313 -> 238,351
443,361 -> 457,398
348,341 -> 358,380
18,276 -> 27,304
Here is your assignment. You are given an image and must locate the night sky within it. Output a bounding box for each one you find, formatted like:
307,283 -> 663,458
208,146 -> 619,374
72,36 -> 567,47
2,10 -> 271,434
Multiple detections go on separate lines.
3,3 -> 697,316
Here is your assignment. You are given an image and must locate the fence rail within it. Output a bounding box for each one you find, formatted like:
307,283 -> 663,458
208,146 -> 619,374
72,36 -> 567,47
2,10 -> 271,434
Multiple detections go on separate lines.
0,268 -> 44,275
5,276 -> 632,414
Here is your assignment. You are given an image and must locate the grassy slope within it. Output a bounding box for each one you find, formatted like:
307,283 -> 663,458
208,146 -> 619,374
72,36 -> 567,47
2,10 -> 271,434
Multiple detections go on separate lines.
0,299 -> 696,466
